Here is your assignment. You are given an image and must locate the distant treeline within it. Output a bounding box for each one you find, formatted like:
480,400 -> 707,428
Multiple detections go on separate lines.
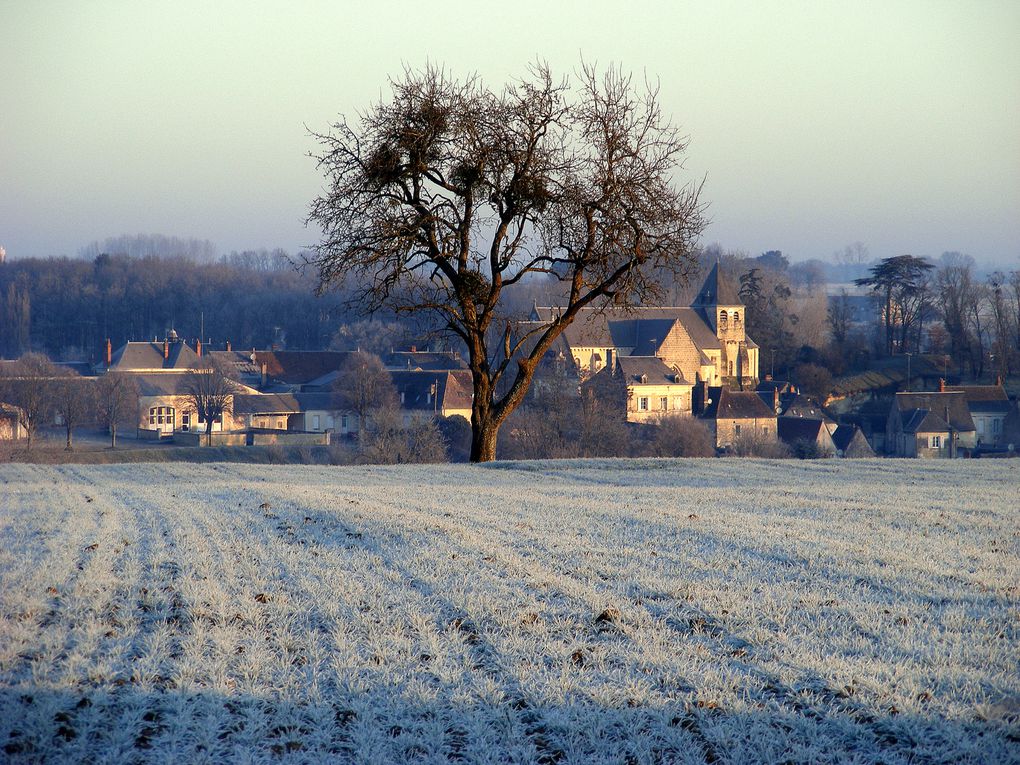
0,251 -> 357,360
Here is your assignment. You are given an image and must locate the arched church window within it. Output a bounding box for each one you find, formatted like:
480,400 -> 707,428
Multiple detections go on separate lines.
733,311 -> 740,325
719,310 -> 728,330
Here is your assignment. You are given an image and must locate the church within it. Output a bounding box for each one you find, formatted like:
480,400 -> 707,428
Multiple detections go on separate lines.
533,263 -> 760,422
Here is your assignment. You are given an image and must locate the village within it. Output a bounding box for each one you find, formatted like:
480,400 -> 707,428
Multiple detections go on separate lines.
2,261 -> 1017,462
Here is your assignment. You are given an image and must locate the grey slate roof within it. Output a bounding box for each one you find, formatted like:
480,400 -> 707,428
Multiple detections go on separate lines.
894,391 -> 974,433
531,307 -> 723,352
692,262 -> 743,306
701,387 -> 775,420
901,408 -> 950,434
777,416 -> 827,444
109,341 -> 201,371
617,357 -> 689,385
232,393 -> 301,415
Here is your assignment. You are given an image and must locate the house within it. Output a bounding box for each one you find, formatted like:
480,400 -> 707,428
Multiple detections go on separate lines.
831,424 -> 875,458
585,356 -> 693,424
0,402 -> 24,440
532,262 -> 759,388
390,370 -> 474,422
944,380 -> 1011,448
697,385 -> 776,450
887,391 -> 976,458
777,416 -> 836,456
133,372 -> 260,437
231,393 -> 303,431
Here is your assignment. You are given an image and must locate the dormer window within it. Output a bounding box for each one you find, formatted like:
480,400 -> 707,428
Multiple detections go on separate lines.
719,310 -> 728,330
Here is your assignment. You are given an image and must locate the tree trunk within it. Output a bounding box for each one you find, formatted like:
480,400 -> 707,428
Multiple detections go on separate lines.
469,416 -> 499,462
65,424 -> 73,451
110,423 -> 117,449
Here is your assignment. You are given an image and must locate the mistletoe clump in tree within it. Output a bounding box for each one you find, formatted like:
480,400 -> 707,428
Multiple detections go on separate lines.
307,62 -> 706,462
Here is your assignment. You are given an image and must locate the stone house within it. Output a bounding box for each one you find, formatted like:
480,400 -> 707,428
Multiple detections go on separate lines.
698,386 -> 777,450
777,416 -> 836,456
945,381 -> 1011,448
887,391 -> 976,457
585,356 -> 693,424
831,424 -> 875,458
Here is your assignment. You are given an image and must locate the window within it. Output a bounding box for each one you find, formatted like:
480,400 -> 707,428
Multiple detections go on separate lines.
638,397 -> 649,411
719,310 -> 728,330
728,361 -> 734,376
341,415 -> 349,429
660,396 -> 668,410
929,435 -> 942,448
312,415 -> 320,430
993,419 -> 1001,434
733,311 -> 740,325
182,413 -> 191,431
277,419 -> 284,429
735,424 -> 741,436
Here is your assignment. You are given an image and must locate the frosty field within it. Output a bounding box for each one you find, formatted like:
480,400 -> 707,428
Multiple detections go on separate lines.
0,459 -> 1017,764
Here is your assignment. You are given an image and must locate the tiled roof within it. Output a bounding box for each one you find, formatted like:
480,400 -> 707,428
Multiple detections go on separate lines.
382,351 -> 467,371
253,351 -> 352,385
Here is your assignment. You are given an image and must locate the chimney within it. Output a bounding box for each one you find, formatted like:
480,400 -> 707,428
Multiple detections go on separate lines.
261,362 -> 267,388
196,338 -> 202,357
938,378 -> 945,392
163,340 -> 169,360
410,345 -> 417,353
226,340 -> 232,352
773,386 -> 780,413
105,338 -> 112,366
996,375 -> 1002,387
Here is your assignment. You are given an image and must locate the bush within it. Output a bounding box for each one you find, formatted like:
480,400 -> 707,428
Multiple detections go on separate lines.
729,431 -> 791,458
646,415 -> 715,457
437,415 -> 471,462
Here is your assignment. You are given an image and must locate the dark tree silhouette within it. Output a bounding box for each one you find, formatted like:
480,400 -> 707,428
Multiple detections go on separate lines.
185,360 -> 241,446
307,62 -> 706,461
855,255 -> 934,356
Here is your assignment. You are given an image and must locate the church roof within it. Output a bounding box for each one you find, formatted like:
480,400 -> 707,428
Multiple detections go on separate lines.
531,307 -> 722,351
693,262 -> 742,306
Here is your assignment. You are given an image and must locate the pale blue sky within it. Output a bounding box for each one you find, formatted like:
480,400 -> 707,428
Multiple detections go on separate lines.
1,0 -> 1018,266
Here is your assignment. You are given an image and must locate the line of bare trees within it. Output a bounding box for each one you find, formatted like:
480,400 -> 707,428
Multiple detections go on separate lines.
0,356 -> 140,451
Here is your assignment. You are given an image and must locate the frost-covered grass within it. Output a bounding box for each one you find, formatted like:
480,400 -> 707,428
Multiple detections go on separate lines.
0,458 -> 1017,764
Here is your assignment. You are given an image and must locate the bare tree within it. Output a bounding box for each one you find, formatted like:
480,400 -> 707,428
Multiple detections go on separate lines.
307,62 -> 705,461
185,360 -> 240,446
52,372 -> 95,451
0,353 -> 61,451
331,351 -> 398,443
96,371 -> 140,448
